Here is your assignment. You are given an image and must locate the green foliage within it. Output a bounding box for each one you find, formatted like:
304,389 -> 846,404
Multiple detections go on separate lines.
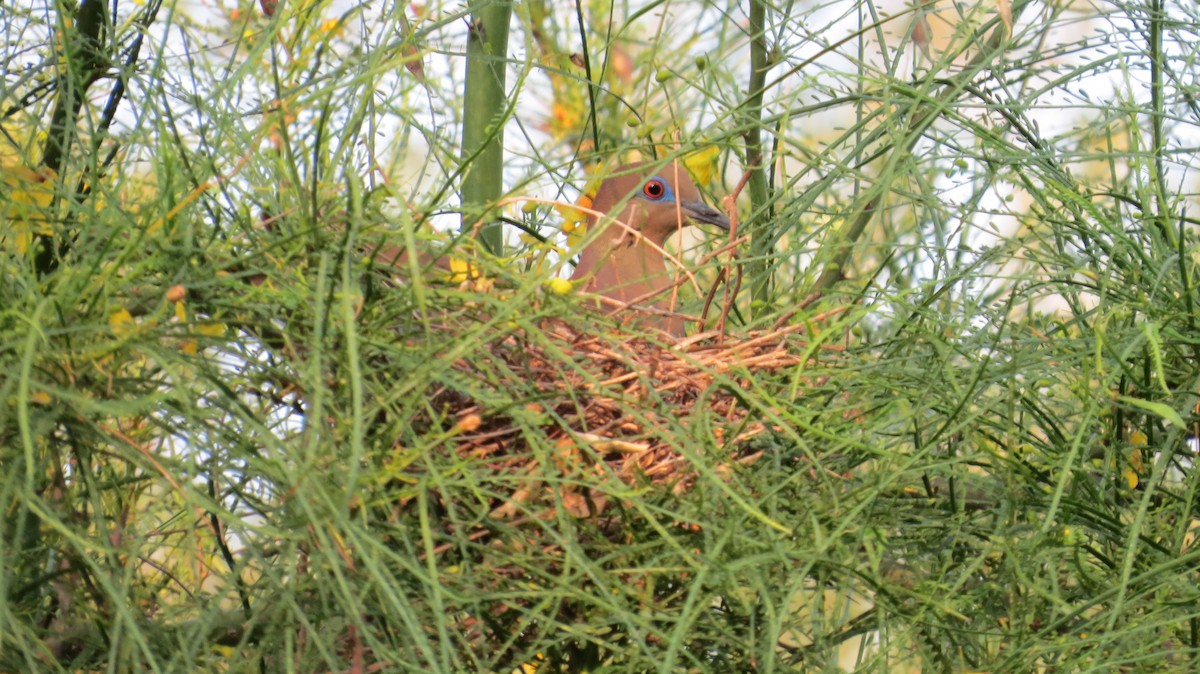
3,0 -> 1200,671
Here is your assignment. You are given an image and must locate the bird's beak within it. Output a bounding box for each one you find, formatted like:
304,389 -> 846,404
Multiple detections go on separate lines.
682,201 -> 731,230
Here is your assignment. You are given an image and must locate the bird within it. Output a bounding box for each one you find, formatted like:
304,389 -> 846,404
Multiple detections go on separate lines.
569,160 -> 730,335
366,159 -> 730,335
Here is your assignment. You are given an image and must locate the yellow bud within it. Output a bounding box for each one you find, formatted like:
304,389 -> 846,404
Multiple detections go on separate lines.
3,165 -> 58,254
684,145 -> 721,186
455,414 -> 482,432
545,277 -> 573,295
196,322 -> 226,337
445,257 -> 480,283
109,308 -> 135,336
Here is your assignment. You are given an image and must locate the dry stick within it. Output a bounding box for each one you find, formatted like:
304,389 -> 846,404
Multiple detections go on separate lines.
613,232 -> 746,331
716,168 -> 755,338
699,177 -> 754,333
701,234 -> 752,261
772,291 -> 824,330
665,153 -> 687,315
421,519 -> 528,560
708,322 -> 810,353
589,294 -> 703,326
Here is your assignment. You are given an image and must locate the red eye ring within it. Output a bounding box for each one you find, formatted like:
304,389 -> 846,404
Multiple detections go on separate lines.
643,179 -> 666,200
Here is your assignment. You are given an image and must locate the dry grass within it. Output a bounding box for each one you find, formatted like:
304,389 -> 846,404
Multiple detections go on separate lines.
423,309 -> 847,520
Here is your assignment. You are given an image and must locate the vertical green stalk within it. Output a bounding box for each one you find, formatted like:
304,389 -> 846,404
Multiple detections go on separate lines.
42,0 -> 106,172
1147,0 -> 1170,249
37,0 -> 108,275
743,0 -> 774,305
461,0 -> 512,256
1147,0 -> 1194,331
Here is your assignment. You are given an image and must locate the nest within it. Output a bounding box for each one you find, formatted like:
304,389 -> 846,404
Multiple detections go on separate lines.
435,313 -> 843,519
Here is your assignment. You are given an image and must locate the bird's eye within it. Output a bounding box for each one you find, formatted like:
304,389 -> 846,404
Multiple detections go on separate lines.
642,178 -> 667,201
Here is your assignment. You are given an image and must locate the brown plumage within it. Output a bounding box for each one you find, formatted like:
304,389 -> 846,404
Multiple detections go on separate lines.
570,160 -> 730,335
366,160 -> 729,335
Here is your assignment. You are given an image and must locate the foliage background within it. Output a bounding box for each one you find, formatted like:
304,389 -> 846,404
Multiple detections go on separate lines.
3,0 -> 1200,671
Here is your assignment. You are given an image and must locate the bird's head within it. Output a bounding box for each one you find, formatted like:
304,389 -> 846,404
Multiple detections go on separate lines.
587,160 -> 730,244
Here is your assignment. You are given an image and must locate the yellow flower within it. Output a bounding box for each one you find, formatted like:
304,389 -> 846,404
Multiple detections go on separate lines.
196,321 -> 226,338
515,652 -> 546,674
109,308 -> 136,337
684,145 -> 721,186
556,190 -> 595,250
545,277 -> 573,295
455,414 -> 482,432
555,192 -> 591,229
2,165 -> 58,254
444,256 -> 480,283
320,18 -> 342,35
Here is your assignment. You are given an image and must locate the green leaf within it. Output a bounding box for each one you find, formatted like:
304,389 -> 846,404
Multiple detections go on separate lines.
1116,396 -> 1185,429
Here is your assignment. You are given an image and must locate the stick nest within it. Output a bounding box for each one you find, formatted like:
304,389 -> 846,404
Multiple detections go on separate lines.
432,317 -> 841,519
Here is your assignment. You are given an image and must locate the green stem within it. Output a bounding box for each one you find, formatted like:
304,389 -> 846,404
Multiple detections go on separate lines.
36,0 -> 107,275
461,0 -> 513,256
743,0 -> 774,306
1146,0 -> 1194,332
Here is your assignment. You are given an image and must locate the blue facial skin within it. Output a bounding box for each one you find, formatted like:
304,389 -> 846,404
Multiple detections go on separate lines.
640,177 -> 675,203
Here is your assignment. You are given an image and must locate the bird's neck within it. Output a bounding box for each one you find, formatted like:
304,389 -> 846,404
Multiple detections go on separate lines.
571,221 -> 689,335
575,227 -> 674,305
